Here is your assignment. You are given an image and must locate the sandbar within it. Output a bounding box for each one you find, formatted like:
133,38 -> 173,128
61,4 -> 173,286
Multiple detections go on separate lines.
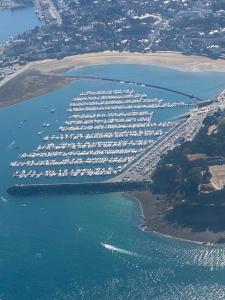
1,51 -> 225,107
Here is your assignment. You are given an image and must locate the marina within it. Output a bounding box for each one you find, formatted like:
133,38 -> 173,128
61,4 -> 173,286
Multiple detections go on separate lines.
9,88 -> 190,182
67,102 -> 192,112
42,130 -> 164,141
111,95 -> 225,182
35,140 -> 153,151
9,80 -> 225,185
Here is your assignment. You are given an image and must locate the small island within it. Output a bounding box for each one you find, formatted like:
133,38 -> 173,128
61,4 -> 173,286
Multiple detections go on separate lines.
132,93 -> 225,244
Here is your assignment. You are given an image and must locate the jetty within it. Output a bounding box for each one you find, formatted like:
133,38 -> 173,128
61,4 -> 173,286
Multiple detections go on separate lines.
7,181 -> 152,196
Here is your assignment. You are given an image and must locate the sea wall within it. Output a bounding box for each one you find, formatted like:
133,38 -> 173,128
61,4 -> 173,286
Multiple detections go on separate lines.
7,180 -> 152,196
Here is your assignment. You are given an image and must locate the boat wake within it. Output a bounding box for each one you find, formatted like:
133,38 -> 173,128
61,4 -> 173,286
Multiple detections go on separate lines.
101,243 -> 141,257
1,196 -> 8,203
75,224 -> 82,232
7,140 -> 16,149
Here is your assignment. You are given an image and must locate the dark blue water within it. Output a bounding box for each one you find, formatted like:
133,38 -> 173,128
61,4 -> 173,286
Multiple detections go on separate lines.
1,64 -> 225,299
0,6 -> 40,42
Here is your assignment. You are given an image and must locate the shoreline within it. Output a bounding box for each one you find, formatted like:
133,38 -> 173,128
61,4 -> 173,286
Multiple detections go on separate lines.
1,51 -> 225,107
126,190 -> 225,245
15,51 -> 225,74
2,51 -> 225,244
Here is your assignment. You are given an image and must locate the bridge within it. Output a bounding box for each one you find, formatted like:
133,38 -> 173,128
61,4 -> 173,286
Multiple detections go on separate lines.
69,75 -> 205,102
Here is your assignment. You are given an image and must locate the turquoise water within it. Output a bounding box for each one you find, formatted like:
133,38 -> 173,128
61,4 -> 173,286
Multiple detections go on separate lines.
1,64 -> 225,299
0,6 -> 41,42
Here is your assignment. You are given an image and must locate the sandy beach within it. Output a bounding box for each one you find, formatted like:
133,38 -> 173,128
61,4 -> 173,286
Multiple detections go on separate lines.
20,51 -> 225,74
1,51 -> 225,107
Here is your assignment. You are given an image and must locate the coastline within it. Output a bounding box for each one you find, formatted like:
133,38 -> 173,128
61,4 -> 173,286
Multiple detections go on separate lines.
1,51 -> 225,107
17,51 -> 225,74
127,190 -> 225,244
2,50 -> 225,244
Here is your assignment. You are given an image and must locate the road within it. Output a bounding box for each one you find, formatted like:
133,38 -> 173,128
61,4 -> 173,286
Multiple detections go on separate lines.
109,92 -> 225,183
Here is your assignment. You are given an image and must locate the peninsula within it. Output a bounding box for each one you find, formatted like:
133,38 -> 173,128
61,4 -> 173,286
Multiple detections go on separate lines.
133,89 -> 225,244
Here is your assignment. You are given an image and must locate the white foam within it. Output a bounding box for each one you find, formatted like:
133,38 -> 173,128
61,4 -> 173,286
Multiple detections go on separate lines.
101,243 -> 140,257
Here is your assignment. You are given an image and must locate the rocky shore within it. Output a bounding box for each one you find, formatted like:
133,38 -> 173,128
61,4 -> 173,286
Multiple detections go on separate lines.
128,190 -> 225,244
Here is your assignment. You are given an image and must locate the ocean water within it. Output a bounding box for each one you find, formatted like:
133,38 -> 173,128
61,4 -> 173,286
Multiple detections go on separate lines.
1,64 -> 225,299
0,6 -> 41,42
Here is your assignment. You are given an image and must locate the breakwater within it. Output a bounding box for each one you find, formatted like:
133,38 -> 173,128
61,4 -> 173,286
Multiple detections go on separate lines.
70,75 -> 204,101
7,180 -> 151,196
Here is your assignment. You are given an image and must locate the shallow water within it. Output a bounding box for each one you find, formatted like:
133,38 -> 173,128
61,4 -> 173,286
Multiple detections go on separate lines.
0,6 -> 41,42
1,64 -> 225,299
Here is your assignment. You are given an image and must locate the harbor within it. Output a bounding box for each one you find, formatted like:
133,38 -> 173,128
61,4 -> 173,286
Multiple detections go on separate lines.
7,81 -> 225,195
2,53 -> 225,299
9,88 -> 192,184
1,0 -> 225,294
